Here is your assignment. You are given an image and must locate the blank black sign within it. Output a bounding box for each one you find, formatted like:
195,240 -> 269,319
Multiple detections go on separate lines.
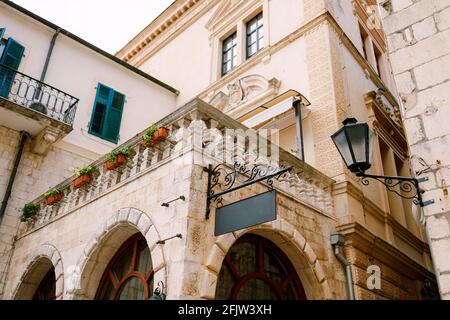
215,190 -> 277,236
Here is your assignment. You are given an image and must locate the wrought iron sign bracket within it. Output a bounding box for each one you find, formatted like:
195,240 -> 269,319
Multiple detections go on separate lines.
356,172 -> 434,207
204,162 -> 292,219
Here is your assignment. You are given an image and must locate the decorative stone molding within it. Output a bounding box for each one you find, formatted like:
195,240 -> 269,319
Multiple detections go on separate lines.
365,90 -> 408,160
118,0 -> 202,62
31,126 -> 63,156
337,222 -> 437,299
208,75 -> 281,116
199,218 -> 332,300
206,0 -> 247,31
11,244 -> 64,300
352,0 -> 386,51
68,208 -> 166,299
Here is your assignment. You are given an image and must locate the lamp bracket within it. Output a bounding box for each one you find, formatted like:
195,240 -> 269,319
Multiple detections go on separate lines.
356,172 -> 434,207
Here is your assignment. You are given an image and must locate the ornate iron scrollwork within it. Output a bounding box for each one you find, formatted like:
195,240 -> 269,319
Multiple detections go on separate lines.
356,172 -> 434,207
204,162 -> 292,219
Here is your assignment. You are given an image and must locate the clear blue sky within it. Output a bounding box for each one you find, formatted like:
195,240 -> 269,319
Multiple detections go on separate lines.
13,0 -> 174,54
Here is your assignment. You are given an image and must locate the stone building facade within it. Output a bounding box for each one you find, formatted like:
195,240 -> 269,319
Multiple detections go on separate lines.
0,0 -> 177,298
0,0 -> 440,300
379,0 -> 450,299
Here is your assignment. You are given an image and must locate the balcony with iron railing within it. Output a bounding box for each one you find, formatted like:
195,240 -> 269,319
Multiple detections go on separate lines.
0,63 -> 79,125
0,63 -> 79,154
17,98 -> 335,237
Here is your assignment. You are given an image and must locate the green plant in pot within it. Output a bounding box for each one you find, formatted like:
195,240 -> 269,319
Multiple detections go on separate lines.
20,203 -> 38,222
44,188 -> 63,206
73,165 -> 94,189
142,124 -> 169,148
104,147 -> 130,170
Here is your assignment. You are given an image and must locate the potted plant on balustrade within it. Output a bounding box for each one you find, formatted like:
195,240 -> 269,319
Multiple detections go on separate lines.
104,147 -> 130,170
44,188 -> 63,206
73,165 -> 94,189
142,124 -> 170,148
20,203 -> 38,222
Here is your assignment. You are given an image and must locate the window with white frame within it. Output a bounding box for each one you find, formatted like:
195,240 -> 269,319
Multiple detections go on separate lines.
246,12 -> 264,59
222,32 -> 237,76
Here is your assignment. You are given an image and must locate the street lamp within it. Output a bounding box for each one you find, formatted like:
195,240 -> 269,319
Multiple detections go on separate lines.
331,118 -> 374,174
331,118 -> 434,208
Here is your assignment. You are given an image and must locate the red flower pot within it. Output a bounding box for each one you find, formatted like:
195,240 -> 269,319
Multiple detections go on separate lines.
141,139 -> 156,148
73,174 -> 92,188
152,127 -> 169,144
45,193 -> 63,206
103,154 -> 128,170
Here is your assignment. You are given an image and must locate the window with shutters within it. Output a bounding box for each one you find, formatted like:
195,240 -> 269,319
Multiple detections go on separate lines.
89,83 -> 125,144
0,28 -> 5,58
0,35 -> 25,98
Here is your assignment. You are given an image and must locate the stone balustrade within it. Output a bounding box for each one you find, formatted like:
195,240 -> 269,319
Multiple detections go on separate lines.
20,98 -> 334,235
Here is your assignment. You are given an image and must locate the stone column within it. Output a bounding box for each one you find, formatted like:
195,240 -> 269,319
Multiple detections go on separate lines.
381,0 -> 450,299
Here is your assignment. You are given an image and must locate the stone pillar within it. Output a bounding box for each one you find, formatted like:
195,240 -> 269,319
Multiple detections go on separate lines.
381,0 -> 450,299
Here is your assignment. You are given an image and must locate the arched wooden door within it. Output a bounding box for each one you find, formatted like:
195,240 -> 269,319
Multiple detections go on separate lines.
95,233 -> 154,300
33,266 -> 56,300
216,234 -> 306,300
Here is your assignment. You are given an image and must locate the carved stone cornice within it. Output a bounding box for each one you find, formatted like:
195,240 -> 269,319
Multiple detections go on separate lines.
333,179 -> 387,224
365,90 -> 409,160
352,0 -> 387,51
337,222 -> 435,279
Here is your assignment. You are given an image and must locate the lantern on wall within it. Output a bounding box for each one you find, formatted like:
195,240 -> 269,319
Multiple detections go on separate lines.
330,118 -> 433,208
331,118 -> 374,175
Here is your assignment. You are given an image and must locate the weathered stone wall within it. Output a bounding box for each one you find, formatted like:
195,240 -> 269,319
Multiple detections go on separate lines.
381,0 -> 450,298
0,125 -> 92,298
1,151 -> 340,300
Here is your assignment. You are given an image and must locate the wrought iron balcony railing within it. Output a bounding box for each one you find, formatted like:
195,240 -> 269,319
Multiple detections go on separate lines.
0,63 -> 79,126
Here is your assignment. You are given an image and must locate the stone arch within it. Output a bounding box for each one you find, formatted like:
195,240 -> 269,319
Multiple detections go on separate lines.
201,218 -> 331,300
12,244 -> 64,300
69,208 -> 166,299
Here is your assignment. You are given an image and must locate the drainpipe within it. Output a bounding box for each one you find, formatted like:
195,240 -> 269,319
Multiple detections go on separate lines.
292,97 -> 305,161
0,131 -> 29,223
41,28 -> 60,83
35,28 -> 60,100
331,233 -> 355,300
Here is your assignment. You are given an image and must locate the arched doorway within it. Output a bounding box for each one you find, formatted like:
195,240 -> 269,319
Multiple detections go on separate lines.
33,266 -> 56,300
95,233 -> 154,300
215,234 -> 306,300
14,256 -> 58,300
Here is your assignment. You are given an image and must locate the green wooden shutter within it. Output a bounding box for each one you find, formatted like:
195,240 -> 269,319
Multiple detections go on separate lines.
0,37 -> 25,68
0,38 -> 25,98
103,91 -> 124,143
89,84 -> 111,135
89,84 -> 124,143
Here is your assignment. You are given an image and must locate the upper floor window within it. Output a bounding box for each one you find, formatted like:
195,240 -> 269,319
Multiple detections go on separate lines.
359,23 -> 369,60
246,13 -> 264,59
0,30 -> 25,99
222,32 -> 237,76
89,83 -> 125,144
373,43 -> 384,78
0,28 -> 5,57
